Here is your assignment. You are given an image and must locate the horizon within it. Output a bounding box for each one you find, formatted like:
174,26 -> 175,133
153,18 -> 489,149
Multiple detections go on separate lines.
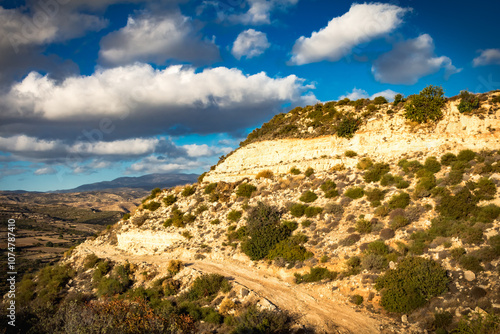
1,0 -> 500,192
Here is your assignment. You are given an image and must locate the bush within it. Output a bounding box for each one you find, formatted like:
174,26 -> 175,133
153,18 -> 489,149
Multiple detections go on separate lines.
350,294 -> 364,305
458,255 -> 483,273
375,257 -> 450,313
232,305 -> 296,334
457,149 -> 476,162
365,188 -> 386,206
345,150 -> 357,157
337,116 -> 361,138
357,157 -> 373,170
186,274 -> 231,302
361,254 -> 387,271
301,220 -> 312,228
228,210 -> 243,222
320,180 -> 338,198
168,260 -> 183,275
289,167 -> 301,175
457,90 -> 480,113
356,219 -> 372,234
143,201 -> 161,211
182,186 -> 196,197
441,153 -> 458,166
304,167 -> 314,177
390,215 -> 409,230
83,254 -> 100,269
344,187 -> 364,199
299,190 -> 318,203
304,206 -> 323,217
289,203 -> 307,217
393,94 -> 404,105
474,177 -> 497,201
437,188 -> 478,220
294,267 -> 337,283
204,183 -> 217,194
364,163 -> 390,183
236,183 -> 257,198
424,156 -> 441,173
268,239 -> 312,262
340,233 -> 361,246
163,194 -> 177,206
388,192 -> 410,209
373,96 -> 388,105
404,85 -> 445,123
122,213 -> 131,220
256,170 -> 274,179
453,312 -> 500,334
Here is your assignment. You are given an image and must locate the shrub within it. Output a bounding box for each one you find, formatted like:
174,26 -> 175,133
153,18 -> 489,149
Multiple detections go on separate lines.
356,219 -> 372,234
83,254 -> 100,269
474,177 -> 497,201
204,183 -> 217,194
380,173 -> 395,186
390,215 -> 409,230
122,213 -> 131,220
364,163 -> 390,183
289,203 -> 307,217
367,240 -> 389,255
388,192 -> 410,209
299,190 -> 318,203
143,201 -> 161,211
289,167 -> 301,175
294,267 -> 337,283
320,180 -> 338,198
282,220 -> 298,231
182,186 -> 196,197
424,156 -> 441,173
198,172 -> 207,183
361,254 -> 387,271
304,167 -> 314,177
340,233 -> 361,246
337,116 -> 361,138
393,94 -> 404,105
453,312 -> 500,334
437,188 -> 478,220
236,183 -> 257,198
441,153 -> 458,166
375,257 -> 450,313
256,170 -> 274,179
350,294 -> 364,306
210,219 -> 220,225
232,305 -> 296,334
345,150 -> 357,157
404,85 -> 445,123
301,220 -> 312,228
344,187 -> 364,199
304,206 -> 323,217
168,260 -> 183,275
477,204 -> 500,223
458,255 -> 483,273
268,239 -> 313,262
150,187 -> 161,198
373,96 -> 388,105
395,177 -> 410,189
457,90 -> 480,113
186,274 -> 231,302
365,188 -> 386,206
457,149 -> 476,162
163,194 -> 177,206
357,157 -> 373,170
228,210 -> 242,222
414,176 -> 437,198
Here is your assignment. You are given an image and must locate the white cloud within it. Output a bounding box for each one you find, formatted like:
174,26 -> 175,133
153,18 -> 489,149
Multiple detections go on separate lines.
99,11 -> 220,66
184,144 -> 232,157
232,29 -> 270,60
473,49 -> 500,67
228,0 -> 298,25
371,34 -> 462,85
34,166 -> 57,175
290,3 -> 408,65
127,156 -> 205,174
1,64 -> 314,139
339,88 -> 399,101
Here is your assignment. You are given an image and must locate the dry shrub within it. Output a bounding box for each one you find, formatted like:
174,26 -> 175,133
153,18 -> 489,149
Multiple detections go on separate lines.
256,170 -> 274,179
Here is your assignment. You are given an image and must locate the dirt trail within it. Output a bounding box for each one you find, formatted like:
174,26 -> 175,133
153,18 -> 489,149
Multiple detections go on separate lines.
76,243 -> 385,333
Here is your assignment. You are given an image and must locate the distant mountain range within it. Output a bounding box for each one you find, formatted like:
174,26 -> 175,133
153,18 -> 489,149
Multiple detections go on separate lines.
56,173 -> 199,193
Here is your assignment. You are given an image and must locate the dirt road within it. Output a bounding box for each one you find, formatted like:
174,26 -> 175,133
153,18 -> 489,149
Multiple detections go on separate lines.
76,243 -> 385,333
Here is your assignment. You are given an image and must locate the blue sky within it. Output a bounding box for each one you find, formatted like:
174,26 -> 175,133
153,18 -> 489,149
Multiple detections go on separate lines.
1,0 -> 499,191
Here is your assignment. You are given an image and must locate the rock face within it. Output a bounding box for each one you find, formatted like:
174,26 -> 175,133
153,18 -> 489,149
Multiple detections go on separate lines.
206,100 -> 500,183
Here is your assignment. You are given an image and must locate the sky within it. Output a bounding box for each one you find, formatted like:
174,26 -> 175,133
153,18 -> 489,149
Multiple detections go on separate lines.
0,0 -> 499,192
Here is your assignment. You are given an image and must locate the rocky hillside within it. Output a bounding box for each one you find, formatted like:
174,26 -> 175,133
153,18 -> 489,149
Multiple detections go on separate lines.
8,89 -> 500,334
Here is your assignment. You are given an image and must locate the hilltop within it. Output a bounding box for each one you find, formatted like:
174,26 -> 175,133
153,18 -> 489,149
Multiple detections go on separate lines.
6,88 -> 500,334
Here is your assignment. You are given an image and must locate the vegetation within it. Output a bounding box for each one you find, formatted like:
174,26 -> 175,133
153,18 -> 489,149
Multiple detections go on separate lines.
344,187 -> 364,199
404,85 -> 445,123
256,170 -> 274,179
337,115 -> 361,138
236,183 -> 257,198
163,194 -> 177,206
181,186 -> 196,197
227,210 -> 243,222
457,90 -> 480,113
294,267 -> 337,283
299,190 -> 318,203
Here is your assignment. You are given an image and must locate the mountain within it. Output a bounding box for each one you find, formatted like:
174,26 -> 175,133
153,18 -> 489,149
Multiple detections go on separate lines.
56,173 -> 199,192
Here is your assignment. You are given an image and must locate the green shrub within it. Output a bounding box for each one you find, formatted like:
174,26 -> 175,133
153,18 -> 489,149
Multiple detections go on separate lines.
457,90 -> 480,113
404,85 -> 445,123
437,188 -> 478,219
373,96 -> 388,105
390,215 -> 409,230
299,190 -> 318,203
268,239 -> 313,262
414,176 -> 437,198
367,240 -> 389,255
474,178 -> 497,201
236,183 -> 257,198
440,153 -> 457,167
399,159 -> 423,175
304,206 -> 323,217
388,192 -> 410,209
380,173 -> 395,186
122,213 -> 131,220
198,172 -> 207,183
337,116 -> 361,138
181,186 -> 196,197
186,274 -> 231,302
150,187 -> 161,198
395,177 -> 410,189
143,201 -> 161,211
320,180 -> 338,198
350,294 -> 364,305
282,220 -> 298,231
204,183 -> 217,194
210,218 -> 220,225
457,149 -> 476,162
450,247 -> 466,260
458,255 -> 483,273
453,312 -> 500,334
345,150 -> 357,157
83,254 -> 100,269
163,194 -> 177,206
393,94 -> 404,105
357,157 -> 373,170
301,220 -> 312,228
232,305 -> 296,334
375,257 -> 449,313
294,267 -> 337,283
289,203 -> 307,217
356,219 -> 372,234
344,187 -> 364,199
361,254 -> 387,271
304,167 -> 314,177
424,156 -> 441,173
364,163 -> 390,183
227,210 -> 242,222
365,188 -> 386,206
289,167 -> 301,175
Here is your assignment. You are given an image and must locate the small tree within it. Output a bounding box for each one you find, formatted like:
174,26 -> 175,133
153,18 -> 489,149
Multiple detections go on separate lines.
457,90 -> 480,113
404,85 -> 445,123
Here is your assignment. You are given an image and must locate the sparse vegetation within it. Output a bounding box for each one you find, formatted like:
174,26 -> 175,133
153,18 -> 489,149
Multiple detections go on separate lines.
404,85 -> 445,123
236,183 -> 257,198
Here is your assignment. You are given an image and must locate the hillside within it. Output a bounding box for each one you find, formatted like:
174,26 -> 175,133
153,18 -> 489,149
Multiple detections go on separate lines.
7,89 -> 500,334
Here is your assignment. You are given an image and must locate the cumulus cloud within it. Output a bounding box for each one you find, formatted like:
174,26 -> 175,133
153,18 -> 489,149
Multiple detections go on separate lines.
227,0 -> 298,25
99,11 -> 220,66
127,155 -> 206,174
0,64 -> 314,140
473,49 -> 500,67
290,3 -> 408,65
339,88 -> 399,101
232,29 -> 270,60
371,34 -> 462,85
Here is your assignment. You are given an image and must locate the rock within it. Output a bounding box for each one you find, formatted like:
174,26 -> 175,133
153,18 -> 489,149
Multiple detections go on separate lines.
389,261 -> 396,270
464,270 -> 476,281
401,314 -> 408,323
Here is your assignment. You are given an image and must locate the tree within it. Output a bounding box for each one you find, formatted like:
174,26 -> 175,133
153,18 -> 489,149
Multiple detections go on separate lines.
404,85 -> 445,123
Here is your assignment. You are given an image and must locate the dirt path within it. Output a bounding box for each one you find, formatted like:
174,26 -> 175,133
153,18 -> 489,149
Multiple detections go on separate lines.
76,243 -> 384,333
